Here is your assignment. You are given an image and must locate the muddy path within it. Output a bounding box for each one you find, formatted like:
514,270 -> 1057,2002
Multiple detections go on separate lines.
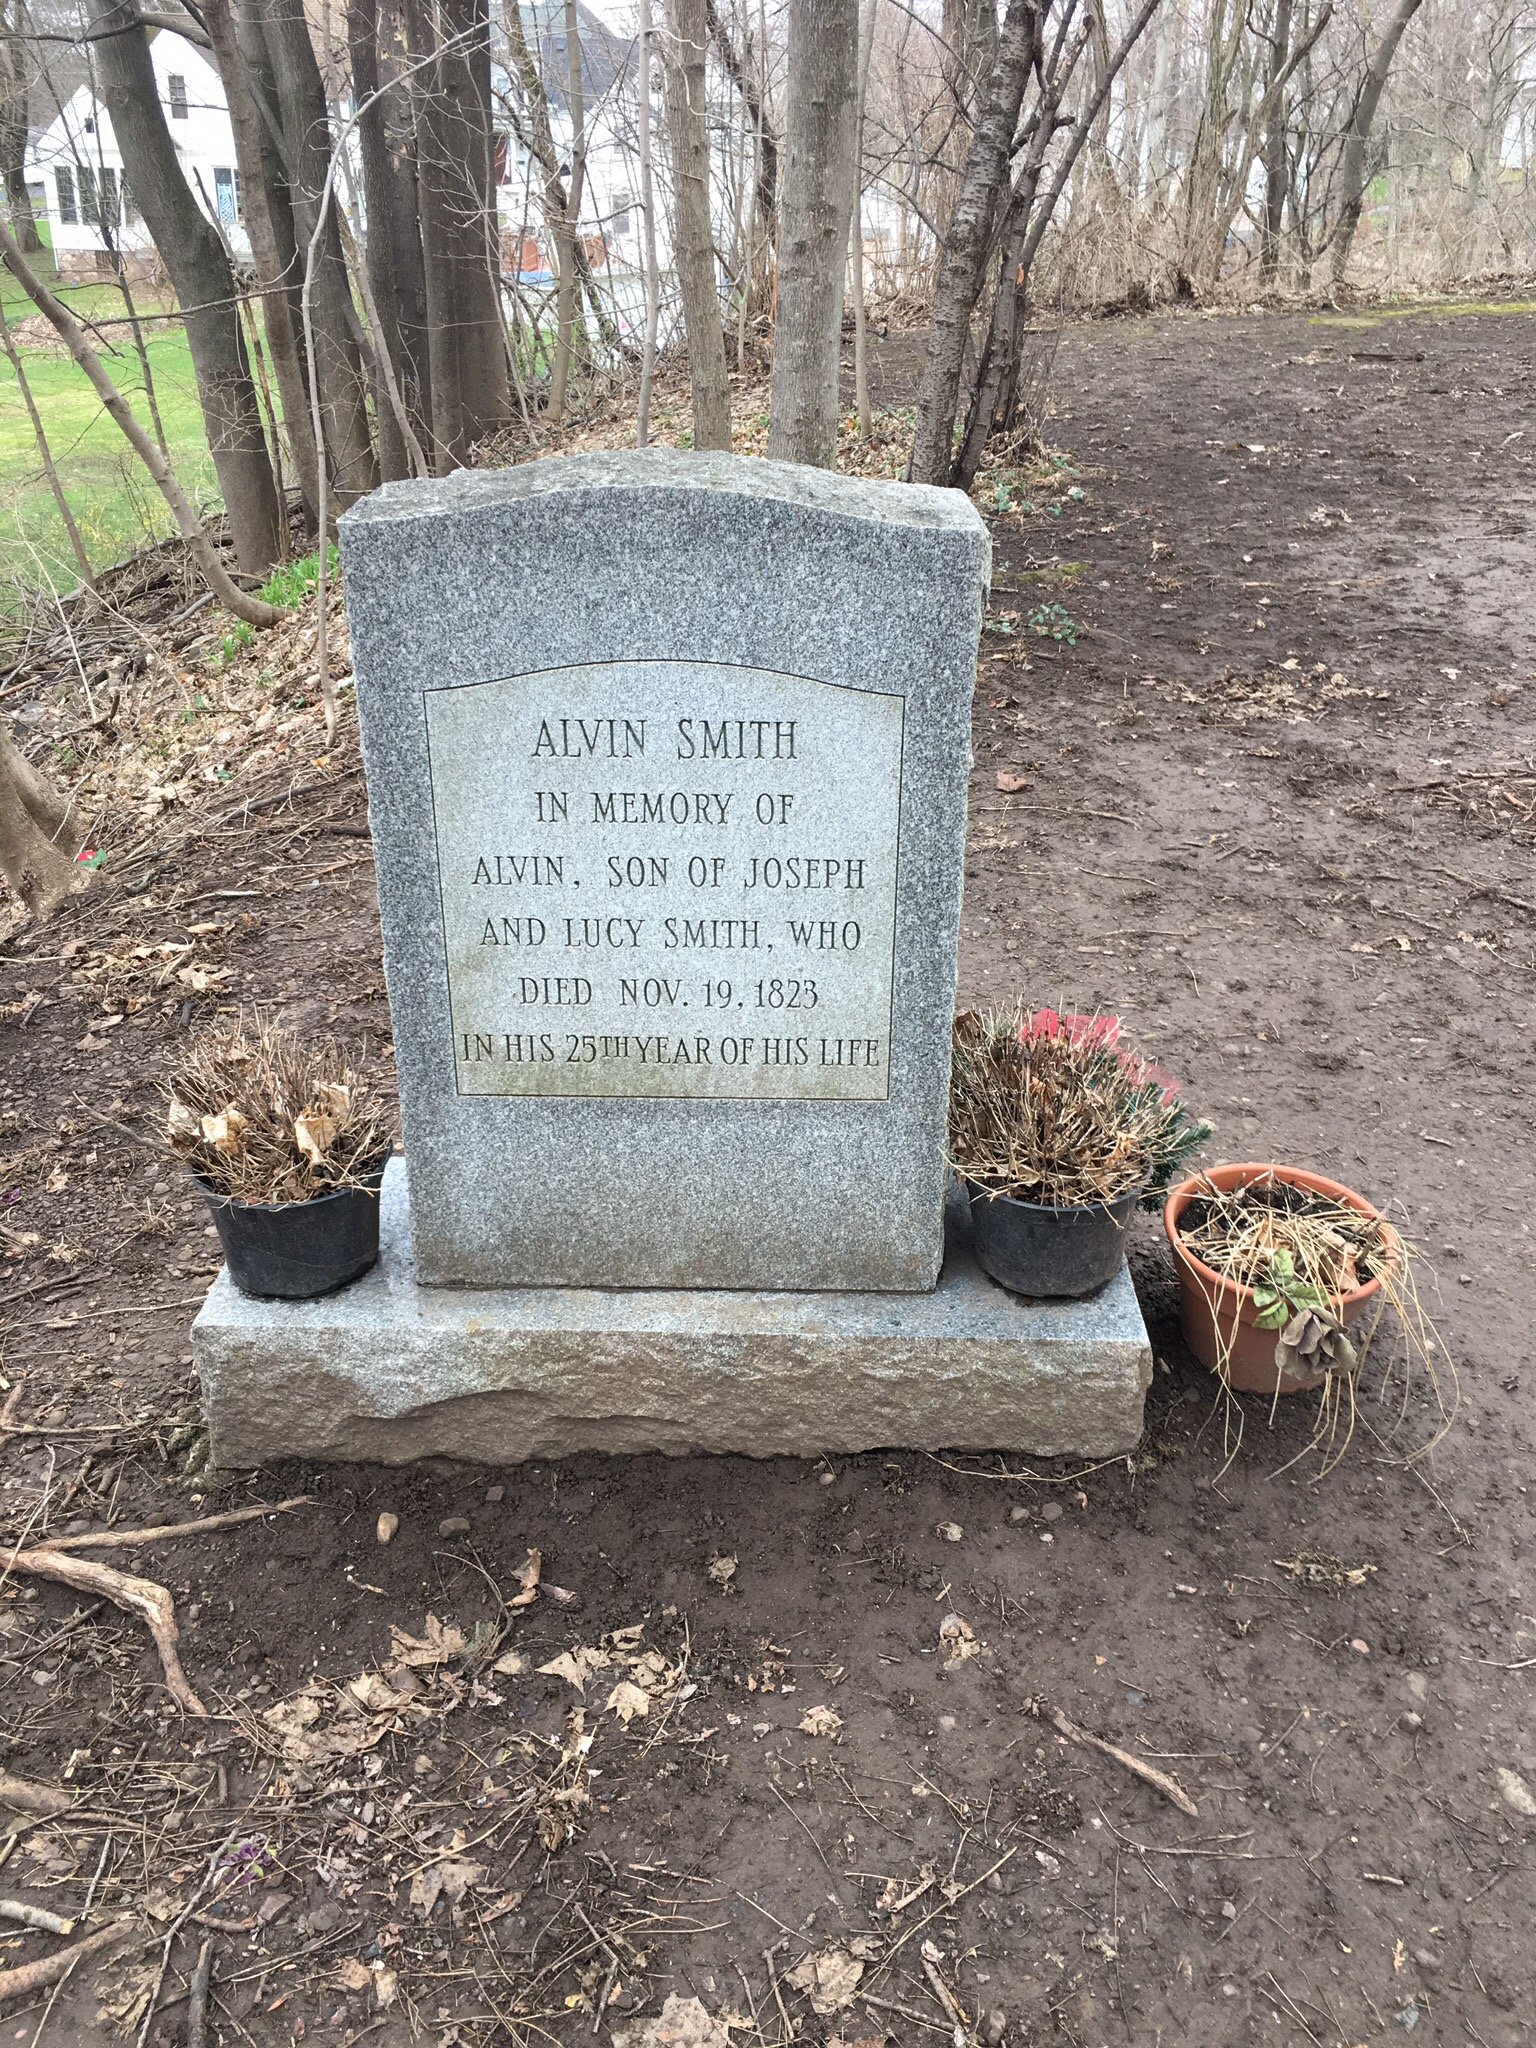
0,302 -> 1531,2046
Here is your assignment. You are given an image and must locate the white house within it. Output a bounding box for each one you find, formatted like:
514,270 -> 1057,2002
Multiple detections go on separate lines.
23,29 -> 251,275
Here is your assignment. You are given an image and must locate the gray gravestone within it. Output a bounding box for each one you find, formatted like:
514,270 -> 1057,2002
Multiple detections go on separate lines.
340,452 -> 986,1292
193,450 -> 1154,1467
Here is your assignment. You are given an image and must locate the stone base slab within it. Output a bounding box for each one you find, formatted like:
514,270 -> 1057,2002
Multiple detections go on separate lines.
193,1162 -> 1151,1467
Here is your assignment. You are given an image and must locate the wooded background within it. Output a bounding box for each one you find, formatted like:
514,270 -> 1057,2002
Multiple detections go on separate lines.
0,0 -> 1531,908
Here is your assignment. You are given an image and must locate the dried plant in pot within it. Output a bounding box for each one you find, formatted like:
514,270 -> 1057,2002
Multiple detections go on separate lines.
1163,1163 -> 1456,1475
165,1020 -> 393,1300
949,1007 -> 1210,1299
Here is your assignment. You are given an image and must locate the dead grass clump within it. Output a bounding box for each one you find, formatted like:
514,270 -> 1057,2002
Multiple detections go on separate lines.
165,1017 -> 389,1204
1176,1175 -> 1392,1299
949,1005 -> 1210,1207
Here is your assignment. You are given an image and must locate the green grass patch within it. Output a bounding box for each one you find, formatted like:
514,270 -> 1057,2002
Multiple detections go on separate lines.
1310,297 -> 1536,328
257,545 -> 339,610
0,284 -> 215,615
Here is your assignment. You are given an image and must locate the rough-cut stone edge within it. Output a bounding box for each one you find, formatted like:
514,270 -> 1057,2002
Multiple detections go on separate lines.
194,1164 -> 1151,1468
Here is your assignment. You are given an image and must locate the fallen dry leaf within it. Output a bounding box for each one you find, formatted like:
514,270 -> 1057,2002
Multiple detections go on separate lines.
707,1553 -> 738,1587
605,1678 -> 652,1723
799,1704 -> 843,1738
787,1946 -> 864,2016
538,1645 -> 611,1692
508,1547 -> 542,1607
389,1614 -> 468,1667
492,1649 -> 529,1677
409,1834 -> 486,1917
331,1958 -> 372,1995
938,1613 -> 981,1664
628,1992 -> 731,2047
996,770 -> 1030,793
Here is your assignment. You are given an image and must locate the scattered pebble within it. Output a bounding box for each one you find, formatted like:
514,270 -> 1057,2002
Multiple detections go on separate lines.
484,1485 -> 504,1504
439,1515 -> 471,1537
1405,1672 -> 1429,1700
1402,1710 -> 1423,1730
983,2009 -> 1007,2046
937,1713 -> 957,1732
937,1520 -> 963,1542
1040,1502 -> 1063,1522
1220,1900 -> 1238,1920
1034,1850 -> 1060,1875
1414,1949 -> 1441,1971
1008,1504 -> 1030,1523
817,1470 -> 836,1486
1495,1765 -> 1536,1818
1350,1638 -> 1370,1655
376,1512 -> 398,1545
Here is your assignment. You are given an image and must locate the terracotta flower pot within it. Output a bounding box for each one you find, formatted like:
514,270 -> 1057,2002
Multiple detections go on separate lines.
1163,1163 -> 1397,1394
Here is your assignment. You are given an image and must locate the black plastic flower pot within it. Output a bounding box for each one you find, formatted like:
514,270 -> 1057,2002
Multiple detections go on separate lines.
964,1181 -> 1141,1300
197,1161 -> 388,1300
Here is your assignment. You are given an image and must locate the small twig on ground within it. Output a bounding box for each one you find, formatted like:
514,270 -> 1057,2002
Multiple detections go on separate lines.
860,1990 -> 951,2034
0,1898 -> 74,1934
1036,1700 -> 1199,1817
7,1548 -> 205,1715
37,1497 -> 311,1553
920,1953 -> 972,2046
0,1919 -> 137,2008
187,1939 -> 213,2048
763,1939 -> 793,2045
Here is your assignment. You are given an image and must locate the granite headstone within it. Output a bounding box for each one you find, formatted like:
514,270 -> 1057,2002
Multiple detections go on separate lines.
340,452 -> 987,1291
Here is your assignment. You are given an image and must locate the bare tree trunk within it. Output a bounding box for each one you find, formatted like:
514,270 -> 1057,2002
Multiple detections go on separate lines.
454,0 -> 510,438
412,0 -> 509,466
86,0 -> 283,574
347,0 -> 430,480
0,214 -> 283,627
0,1 -> 40,256
1258,0 -> 1294,281
0,723 -> 77,921
546,0 -> 586,426
849,0 -> 876,440
907,0 -> 1040,488
637,0 -> 661,445
1330,0 -> 1424,289
663,0 -> 731,450
768,0 -> 860,467
955,0 -> 1160,490
209,0 -> 322,529
707,0 -> 778,309
0,296 -> 94,591
251,0 -> 377,504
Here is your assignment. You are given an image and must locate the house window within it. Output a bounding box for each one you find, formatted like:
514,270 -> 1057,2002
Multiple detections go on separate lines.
167,73 -> 188,119
612,189 -> 633,237
55,165 -> 77,225
213,166 -> 243,226
78,165 -> 98,226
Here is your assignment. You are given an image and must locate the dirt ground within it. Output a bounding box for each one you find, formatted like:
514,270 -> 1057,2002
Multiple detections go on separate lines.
0,302 -> 1533,2048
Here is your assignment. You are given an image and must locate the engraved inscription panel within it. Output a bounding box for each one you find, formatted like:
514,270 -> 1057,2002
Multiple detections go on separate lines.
425,661 -> 904,1100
